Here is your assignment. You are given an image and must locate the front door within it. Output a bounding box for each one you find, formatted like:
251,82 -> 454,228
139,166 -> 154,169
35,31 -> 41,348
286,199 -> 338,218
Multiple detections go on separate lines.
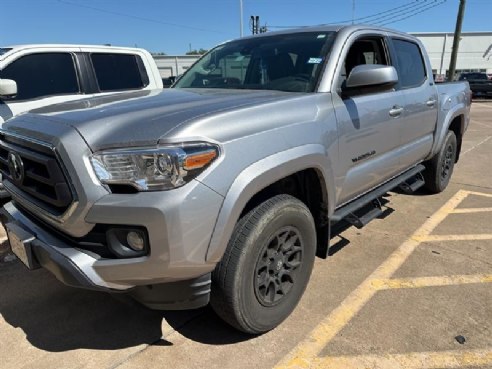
332,35 -> 405,206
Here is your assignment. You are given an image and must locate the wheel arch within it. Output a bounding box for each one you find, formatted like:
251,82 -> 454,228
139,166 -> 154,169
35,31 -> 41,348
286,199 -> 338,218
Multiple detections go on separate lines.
205,144 -> 335,263
448,115 -> 464,162
432,102 -> 467,162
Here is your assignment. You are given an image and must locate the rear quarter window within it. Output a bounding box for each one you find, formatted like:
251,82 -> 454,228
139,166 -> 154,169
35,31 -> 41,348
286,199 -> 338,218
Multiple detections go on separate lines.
392,39 -> 427,89
90,53 -> 148,92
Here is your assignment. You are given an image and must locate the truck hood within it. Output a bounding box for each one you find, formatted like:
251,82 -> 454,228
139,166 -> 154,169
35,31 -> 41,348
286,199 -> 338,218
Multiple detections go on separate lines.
13,88 -> 301,151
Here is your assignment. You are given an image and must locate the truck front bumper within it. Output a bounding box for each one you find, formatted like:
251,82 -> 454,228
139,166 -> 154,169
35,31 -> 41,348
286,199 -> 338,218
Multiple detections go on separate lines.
0,180 -> 224,309
1,202 -> 132,291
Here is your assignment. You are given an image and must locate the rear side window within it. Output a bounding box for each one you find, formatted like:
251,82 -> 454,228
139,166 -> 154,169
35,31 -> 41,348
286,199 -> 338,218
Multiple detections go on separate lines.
392,39 -> 426,88
0,53 -> 79,100
90,53 -> 147,91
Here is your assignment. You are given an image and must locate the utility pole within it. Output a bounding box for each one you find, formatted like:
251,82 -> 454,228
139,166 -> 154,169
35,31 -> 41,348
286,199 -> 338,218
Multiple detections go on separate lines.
447,0 -> 466,81
240,0 -> 244,37
352,0 -> 355,24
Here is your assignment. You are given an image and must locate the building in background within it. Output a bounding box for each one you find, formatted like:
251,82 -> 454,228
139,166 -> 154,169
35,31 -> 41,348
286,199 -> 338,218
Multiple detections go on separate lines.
411,31 -> 492,81
152,31 -> 492,83
152,55 -> 199,80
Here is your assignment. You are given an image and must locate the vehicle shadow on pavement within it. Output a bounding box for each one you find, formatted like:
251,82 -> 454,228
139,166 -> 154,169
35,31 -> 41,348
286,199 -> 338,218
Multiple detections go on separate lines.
0,260 -> 164,351
163,305 -> 253,345
0,259 -> 252,352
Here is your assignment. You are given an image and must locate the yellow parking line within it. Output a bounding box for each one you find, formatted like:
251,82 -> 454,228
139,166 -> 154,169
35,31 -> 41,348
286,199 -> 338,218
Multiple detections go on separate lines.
465,190 -> 492,198
274,190 -> 469,369
416,234 -> 492,242
451,207 -> 492,213
312,349 -> 492,369
371,274 -> 492,290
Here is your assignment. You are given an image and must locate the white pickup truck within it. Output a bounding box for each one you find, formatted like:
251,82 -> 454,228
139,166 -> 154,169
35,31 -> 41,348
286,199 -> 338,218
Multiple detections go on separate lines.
0,44 -> 163,123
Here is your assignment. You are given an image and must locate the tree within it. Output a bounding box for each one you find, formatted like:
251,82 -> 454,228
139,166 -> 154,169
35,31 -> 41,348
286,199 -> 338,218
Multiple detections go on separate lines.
186,48 -> 208,55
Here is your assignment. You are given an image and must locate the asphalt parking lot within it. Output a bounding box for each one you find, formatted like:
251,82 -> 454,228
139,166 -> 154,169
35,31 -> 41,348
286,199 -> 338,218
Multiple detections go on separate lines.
0,102 -> 491,369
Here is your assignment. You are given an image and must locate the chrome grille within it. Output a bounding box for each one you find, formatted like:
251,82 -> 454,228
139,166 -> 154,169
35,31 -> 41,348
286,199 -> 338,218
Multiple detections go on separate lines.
0,132 -> 73,215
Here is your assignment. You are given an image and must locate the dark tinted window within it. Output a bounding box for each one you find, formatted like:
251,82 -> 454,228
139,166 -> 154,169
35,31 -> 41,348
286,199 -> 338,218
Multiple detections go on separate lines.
392,39 -> 426,88
0,48 -> 13,56
0,53 -> 79,100
91,53 -> 146,91
459,73 -> 487,80
175,32 -> 336,92
343,37 -> 389,78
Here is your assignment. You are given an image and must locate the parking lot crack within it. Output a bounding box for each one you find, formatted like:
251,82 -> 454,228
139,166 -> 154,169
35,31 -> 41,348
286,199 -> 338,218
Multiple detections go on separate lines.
450,181 -> 492,191
438,244 -> 492,267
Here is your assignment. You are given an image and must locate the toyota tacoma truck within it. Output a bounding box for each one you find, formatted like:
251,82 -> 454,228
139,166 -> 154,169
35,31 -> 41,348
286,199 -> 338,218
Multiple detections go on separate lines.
0,25 -> 471,334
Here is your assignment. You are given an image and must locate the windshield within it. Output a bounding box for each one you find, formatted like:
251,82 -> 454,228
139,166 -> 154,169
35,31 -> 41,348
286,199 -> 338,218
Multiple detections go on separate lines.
0,48 -> 13,57
174,32 -> 336,93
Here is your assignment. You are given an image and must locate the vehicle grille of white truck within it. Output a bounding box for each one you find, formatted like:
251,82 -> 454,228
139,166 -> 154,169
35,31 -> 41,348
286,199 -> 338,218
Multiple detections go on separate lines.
0,132 -> 74,216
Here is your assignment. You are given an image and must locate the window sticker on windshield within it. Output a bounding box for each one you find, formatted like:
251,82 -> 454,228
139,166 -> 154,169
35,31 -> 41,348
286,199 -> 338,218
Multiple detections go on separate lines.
317,34 -> 326,39
307,57 -> 323,64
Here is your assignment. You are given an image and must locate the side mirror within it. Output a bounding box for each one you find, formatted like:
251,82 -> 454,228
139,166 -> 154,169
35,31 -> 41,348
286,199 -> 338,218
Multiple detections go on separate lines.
0,79 -> 17,99
345,65 -> 398,91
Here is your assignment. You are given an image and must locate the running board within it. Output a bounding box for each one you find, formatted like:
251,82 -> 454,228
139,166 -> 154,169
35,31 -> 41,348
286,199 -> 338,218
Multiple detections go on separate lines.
331,164 -> 425,223
399,172 -> 425,194
345,198 -> 384,229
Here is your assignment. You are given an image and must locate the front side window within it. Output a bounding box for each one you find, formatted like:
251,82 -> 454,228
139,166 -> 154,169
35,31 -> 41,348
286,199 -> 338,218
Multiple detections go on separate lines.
91,53 -> 147,91
340,37 -> 389,86
174,32 -> 336,93
392,39 -> 426,88
0,53 -> 79,100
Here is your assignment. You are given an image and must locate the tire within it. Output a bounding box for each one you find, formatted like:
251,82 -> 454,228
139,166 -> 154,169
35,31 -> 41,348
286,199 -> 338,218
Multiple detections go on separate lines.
210,194 -> 316,334
423,130 -> 457,193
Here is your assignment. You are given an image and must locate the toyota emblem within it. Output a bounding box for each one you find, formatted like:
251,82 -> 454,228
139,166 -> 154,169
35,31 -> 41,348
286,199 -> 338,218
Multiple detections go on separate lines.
7,152 -> 25,184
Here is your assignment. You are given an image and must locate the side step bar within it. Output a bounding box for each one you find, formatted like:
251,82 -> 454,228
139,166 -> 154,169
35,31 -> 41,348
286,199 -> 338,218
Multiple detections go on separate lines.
331,164 -> 426,223
344,198 -> 384,229
399,171 -> 425,194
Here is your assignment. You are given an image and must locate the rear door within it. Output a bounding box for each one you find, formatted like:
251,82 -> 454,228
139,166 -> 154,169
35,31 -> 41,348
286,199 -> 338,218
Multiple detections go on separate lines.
389,38 -> 438,168
332,33 -> 405,205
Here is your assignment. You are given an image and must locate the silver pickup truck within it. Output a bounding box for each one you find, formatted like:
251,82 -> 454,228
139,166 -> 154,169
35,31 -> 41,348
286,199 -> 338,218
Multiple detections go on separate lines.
0,25 -> 471,334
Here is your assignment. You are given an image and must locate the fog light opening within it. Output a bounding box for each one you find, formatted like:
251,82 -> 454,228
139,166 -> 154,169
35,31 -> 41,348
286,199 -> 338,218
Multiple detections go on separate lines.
127,231 -> 145,251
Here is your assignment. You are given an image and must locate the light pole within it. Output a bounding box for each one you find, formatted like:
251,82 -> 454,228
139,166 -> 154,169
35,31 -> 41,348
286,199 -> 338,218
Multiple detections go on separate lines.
240,0 -> 244,37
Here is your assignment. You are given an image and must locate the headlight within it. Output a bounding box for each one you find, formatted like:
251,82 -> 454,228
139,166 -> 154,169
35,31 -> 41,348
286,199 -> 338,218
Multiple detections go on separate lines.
89,143 -> 218,191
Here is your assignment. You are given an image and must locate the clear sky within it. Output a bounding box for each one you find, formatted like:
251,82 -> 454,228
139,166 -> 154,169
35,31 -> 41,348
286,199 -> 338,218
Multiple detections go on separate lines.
1,0 -> 490,55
